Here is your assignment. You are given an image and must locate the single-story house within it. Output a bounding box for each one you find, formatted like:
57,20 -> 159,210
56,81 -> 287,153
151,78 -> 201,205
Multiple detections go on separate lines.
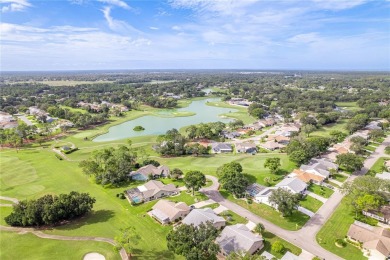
260,141 -> 286,151
280,251 -> 301,260
182,208 -> 226,229
321,151 -> 338,162
126,180 -> 178,204
363,205 -> 390,224
246,183 -> 267,197
223,131 -> 241,139
310,158 -> 338,171
347,221 -> 390,259
366,121 -> 382,130
129,164 -> 170,181
235,142 -> 257,153
275,177 -> 307,194
288,169 -> 325,184
211,143 -> 233,153
254,188 -> 275,206
216,224 -> 264,256
150,200 -> 190,224
300,162 -> 332,179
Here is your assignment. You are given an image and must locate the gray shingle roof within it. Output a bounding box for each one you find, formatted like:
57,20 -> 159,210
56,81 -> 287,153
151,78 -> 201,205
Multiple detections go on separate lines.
275,177 -> 307,193
182,208 -> 225,227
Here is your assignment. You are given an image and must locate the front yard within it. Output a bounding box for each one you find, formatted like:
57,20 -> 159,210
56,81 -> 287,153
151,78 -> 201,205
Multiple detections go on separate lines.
308,184 -> 334,198
220,190 -> 310,230
261,231 -> 302,259
299,196 -> 323,213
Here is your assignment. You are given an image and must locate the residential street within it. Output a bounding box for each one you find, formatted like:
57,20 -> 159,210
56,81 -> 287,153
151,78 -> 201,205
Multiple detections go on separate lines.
202,135 -> 390,260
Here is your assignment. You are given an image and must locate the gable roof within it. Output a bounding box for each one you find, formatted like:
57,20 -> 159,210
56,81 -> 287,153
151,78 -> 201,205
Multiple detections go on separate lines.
235,142 -> 257,150
275,177 -> 307,193
348,221 -> 390,257
131,164 -> 170,178
216,224 -> 263,255
139,180 -> 178,199
152,200 -> 190,221
211,142 -> 233,151
300,163 -> 330,178
182,208 -> 226,227
290,169 -> 325,183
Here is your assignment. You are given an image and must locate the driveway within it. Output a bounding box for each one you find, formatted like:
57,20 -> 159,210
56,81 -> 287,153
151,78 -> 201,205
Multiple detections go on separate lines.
18,115 -> 34,126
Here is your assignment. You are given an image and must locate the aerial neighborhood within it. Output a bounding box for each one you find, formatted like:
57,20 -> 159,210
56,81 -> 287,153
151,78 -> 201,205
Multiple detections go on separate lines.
1,70 -> 389,260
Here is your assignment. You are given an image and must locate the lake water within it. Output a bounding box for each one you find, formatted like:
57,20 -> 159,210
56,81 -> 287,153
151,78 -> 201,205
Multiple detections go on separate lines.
93,98 -> 238,142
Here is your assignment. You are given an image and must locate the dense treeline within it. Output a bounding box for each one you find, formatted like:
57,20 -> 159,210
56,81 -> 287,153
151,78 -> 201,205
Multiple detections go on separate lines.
5,191 -> 95,226
286,136 -> 331,165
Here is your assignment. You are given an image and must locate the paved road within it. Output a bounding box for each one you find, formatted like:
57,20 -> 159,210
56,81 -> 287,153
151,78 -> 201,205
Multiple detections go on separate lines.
202,134 -> 390,260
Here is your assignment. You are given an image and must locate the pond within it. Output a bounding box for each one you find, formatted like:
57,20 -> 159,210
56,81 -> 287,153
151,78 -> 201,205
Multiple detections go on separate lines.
93,98 -> 238,142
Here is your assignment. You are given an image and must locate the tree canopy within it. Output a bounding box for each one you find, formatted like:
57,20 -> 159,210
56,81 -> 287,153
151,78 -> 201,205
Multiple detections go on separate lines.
217,162 -> 249,198
269,188 -> 300,217
183,170 -> 206,195
166,222 -> 220,260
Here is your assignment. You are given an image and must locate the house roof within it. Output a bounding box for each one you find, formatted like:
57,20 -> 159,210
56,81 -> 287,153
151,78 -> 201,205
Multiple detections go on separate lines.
376,172 -> 390,180
138,180 -> 178,199
216,224 -> 263,255
260,251 -> 276,260
260,141 -> 285,150
290,169 -> 324,183
130,164 -> 170,178
211,142 -> 233,151
309,158 -> 338,170
300,163 -> 330,178
275,177 -> 307,193
280,251 -> 300,260
152,200 -> 190,221
348,221 -> 390,257
236,142 -> 257,150
182,208 -> 226,227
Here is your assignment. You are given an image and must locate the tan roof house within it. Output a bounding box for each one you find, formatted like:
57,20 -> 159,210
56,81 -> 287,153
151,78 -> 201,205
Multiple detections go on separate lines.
150,200 -> 190,224
130,164 -> 170,181
288,169 -> 325,184
347,221 -> 390,259
126,180 -> 178,204
260,141 -> 286,151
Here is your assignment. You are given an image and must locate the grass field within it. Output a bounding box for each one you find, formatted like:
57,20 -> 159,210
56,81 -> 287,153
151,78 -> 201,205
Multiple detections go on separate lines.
261,231 -> 302,259
167,191 -> 208,205
0,232 -> 121,260
221,191 -> 310,230
308,184 -> 334,198
332,173 -> 348,183
221,210 -> 248,225
299,196 -> 323,213
335,102 -> 362,112
316,199 -> 366,260
0,150 -> 182,259
311,119 -> 348,137
206,101 -> 255,124
369,157 -> 390,176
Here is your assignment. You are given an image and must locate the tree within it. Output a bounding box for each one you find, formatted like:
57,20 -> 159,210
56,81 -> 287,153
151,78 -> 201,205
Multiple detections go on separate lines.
184,170 -> 206,195
336,153 -> 364,172
142,159 -> 160,167
350,143 -> 366,155
269,188 -> 300,217
350,136 -> 368,146
166,222 -> 220,260
229,120 -> 244,130
254,223 -> 265,234
115,226 -> 140,256
385,146 -> 390,155
218,162 -> 249,198
301,124 -> 316,137
171,168 -> 183,180
369,129 -> 385,140
271,240 -> 285,253
264,158 -> 281,174
329,130 -> 347,143
356,194 -> 385,212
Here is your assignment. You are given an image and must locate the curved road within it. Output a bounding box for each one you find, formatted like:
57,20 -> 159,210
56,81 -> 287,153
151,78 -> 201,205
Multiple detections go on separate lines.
202,135 -> 390,260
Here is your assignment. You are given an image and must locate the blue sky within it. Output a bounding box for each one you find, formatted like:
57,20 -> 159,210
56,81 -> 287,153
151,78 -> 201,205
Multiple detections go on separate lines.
1,0 -> 389,71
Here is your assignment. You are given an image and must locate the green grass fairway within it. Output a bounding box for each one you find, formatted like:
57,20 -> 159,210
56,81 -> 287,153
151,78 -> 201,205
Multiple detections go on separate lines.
221,191 -> 310,230
311,119 -> 348,137
299,196 -> 323,213
0,150 -> 182,259
316,199 -> 366,260
0,232 -> 121,260
335,102 -> 362,112
308,184 -> 334,198
261,231 -> 302,258
206,101 -> 255,124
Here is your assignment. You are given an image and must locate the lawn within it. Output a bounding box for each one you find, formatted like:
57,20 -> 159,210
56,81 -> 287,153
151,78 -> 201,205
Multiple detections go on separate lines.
331,173 -> 348,183
220,210 -> 248,225
368,157 -> 390,176
311,119 -> 348,138
335,102 -> 362,112
307,184 -> 334,198
0,150 -> 183,259
220,190 -> 310,230
316,199 -> 366,260
167,191 -> 208,205
0,232 -> 121,260
299,196 -> 323,213
261,231 -> 302,259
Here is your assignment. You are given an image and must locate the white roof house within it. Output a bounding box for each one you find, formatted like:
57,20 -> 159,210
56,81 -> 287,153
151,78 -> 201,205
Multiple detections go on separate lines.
216,224 -> 264,256
182,208 -> 226,229
275,177 -> 307,194
150,200 -> 190,224
280,251 -> 301,260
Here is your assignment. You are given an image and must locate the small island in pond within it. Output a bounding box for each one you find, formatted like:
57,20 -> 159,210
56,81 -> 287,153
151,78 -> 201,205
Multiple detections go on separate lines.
133,125 -> 145,131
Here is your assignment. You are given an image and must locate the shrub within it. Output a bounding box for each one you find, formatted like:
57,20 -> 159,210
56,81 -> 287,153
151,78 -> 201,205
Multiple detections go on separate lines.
271,240 -> 285,253
133,125 -> 145,131
55,154 -> 63,160
335,239 -> 346,248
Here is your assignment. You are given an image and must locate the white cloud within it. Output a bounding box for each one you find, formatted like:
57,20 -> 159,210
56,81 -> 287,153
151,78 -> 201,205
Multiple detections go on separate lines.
149,27 -> 159,30
172,25 -> 181,31
1,0 -> 31,12
97,0 -> 130,10
101,6 -> 140,34
311,0 -> 369,11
